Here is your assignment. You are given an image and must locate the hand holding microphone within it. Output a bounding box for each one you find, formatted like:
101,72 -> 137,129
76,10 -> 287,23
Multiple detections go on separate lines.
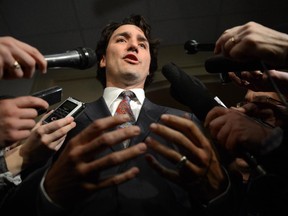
213,21 -> 288,70
13,46 -> 96,74
0,36 -> 97,80
183,39 -> 273,76
162,62 -> 266,175
0,36 -> 48,79
186,37 -> 288,98
185,22 -> 288,75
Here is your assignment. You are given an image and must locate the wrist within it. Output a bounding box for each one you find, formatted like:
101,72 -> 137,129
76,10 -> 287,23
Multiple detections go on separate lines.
5,145 -> 24,176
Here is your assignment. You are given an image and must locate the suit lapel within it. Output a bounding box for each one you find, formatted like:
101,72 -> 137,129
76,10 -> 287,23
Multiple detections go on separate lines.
84,97 -> 124,152
83,98 -> 168,151
130,98 -> 167,145
84,97 -> 111,121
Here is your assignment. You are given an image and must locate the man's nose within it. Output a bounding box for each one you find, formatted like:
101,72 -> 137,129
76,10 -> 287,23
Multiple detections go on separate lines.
127,40 -> 138,53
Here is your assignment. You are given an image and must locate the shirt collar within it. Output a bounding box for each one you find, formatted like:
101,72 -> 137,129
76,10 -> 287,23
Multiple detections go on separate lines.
103,87 -> 145,108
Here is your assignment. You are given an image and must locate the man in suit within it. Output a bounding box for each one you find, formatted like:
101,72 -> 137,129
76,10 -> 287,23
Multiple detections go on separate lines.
0,14 -> 229,216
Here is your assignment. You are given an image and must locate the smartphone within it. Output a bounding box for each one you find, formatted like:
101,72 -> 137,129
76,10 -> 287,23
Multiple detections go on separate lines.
43,97 -> 85,124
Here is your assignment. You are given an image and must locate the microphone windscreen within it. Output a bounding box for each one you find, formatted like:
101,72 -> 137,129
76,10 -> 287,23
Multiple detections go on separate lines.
75,47 -> 97,69
184,40 -> 199,54
162,62 -> 219,121
184,40 -> 215,54
162,62 -> 206,89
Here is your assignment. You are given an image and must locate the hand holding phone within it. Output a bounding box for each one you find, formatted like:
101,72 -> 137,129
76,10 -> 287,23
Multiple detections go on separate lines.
43,97 -> 85,124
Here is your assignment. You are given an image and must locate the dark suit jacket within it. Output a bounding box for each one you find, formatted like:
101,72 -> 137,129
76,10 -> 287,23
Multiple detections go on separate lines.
0,97 -> 208,216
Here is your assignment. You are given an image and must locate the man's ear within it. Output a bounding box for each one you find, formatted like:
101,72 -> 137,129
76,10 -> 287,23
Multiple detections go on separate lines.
100,56 -> 106,68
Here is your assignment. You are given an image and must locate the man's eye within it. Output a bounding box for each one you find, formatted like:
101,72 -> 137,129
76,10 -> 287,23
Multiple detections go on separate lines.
116,38 -> 126,43
139,43 -> 146,49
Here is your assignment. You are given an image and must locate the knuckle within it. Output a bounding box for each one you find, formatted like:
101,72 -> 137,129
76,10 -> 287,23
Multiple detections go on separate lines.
90,120 -> 103,131
106,153 -> 121,165
110,176 -> 122,185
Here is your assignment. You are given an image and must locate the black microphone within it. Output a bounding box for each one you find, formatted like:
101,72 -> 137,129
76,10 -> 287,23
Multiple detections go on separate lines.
184,40 -> 215,54
44,47 -> 97,70
161,62 -> 224,121
205,55 -> 277,73
162,62 -> 266,176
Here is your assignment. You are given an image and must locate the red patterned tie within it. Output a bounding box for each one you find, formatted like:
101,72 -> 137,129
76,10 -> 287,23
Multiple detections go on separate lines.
115,91 -> 136,147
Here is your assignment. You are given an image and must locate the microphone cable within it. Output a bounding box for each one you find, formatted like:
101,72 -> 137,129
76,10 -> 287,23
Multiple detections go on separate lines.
260,61 -> 288,109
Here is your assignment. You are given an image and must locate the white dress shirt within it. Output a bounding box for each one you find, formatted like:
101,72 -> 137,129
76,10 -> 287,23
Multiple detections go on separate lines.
103,87 -> 145,121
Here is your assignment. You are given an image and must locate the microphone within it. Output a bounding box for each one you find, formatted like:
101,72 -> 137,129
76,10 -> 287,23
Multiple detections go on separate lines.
184,40 -> 215,54
44,47 -> 97,70
205,55 -> 277,74
161,62 -> 224,121
162,62 -> 266,176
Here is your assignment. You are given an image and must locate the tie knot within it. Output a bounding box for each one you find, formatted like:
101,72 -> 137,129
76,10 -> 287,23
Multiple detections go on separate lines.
120,90 -> 135,99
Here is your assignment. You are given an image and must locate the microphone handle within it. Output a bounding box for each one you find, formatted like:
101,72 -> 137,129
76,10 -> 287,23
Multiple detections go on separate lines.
205,55 -> 275,73
197,43 -> 215,51
45,51 -> 80,68
41,47 -> 96,70
241,152 -> 267,177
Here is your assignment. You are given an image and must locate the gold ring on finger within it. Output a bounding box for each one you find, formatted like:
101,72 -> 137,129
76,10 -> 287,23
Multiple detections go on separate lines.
12,61 -> 21,70
230,36 -> 237,44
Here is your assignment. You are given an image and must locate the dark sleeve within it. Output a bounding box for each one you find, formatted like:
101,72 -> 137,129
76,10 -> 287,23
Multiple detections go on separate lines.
257,127 -> 288,180
36,169 -> 69,216
0,162 -> 49,215
201,168 -> 246,216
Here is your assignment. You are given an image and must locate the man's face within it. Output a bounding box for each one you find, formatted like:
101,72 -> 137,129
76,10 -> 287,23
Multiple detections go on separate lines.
100,24 -> 151,88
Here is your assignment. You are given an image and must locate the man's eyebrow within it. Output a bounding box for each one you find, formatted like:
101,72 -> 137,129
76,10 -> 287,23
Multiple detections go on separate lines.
137,35 -> 148,43
113,32 -> 130,39
113,32 -> 148,42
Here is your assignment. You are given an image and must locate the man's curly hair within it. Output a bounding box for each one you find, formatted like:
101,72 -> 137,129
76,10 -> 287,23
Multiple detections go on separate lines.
95,14 -> 160,88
